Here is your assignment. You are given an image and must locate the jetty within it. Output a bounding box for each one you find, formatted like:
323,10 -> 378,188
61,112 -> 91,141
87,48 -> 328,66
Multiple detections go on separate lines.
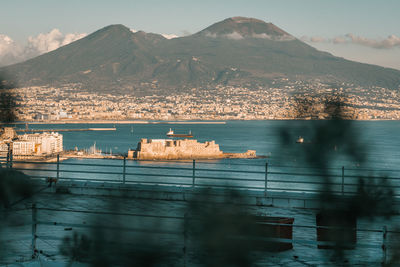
16,127 -> 116,133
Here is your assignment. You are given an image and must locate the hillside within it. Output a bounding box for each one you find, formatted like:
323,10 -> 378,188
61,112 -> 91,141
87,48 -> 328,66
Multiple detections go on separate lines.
1,17 -> 400,93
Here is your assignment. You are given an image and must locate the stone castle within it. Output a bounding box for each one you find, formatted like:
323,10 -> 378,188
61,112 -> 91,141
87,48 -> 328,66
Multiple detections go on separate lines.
129,138 -> 256,160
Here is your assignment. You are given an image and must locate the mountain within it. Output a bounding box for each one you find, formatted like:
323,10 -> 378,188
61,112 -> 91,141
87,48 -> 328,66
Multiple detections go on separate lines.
1,17 -> 400,93
196,17 -> 291,38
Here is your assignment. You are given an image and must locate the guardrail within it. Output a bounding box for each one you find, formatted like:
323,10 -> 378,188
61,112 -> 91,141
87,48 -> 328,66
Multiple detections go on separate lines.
0,205 -> 396,265
1,156 -> 399,264
1,154 -> 400,196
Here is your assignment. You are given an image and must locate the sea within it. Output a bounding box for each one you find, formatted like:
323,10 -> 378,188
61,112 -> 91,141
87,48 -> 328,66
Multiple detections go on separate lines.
10,120 -> 400,192
5,120 -> 400,264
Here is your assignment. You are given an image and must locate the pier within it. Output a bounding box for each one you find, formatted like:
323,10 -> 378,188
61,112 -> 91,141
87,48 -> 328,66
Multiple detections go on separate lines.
16,127 -> 117,133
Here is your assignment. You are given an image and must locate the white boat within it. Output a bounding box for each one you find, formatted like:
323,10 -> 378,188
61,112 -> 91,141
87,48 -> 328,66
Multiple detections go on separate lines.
167,128 -> 174,136
166,128 -> 193,138
296,136 -> 304,143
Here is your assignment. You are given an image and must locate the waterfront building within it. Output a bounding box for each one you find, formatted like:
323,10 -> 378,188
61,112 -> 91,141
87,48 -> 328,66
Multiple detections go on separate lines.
0,141 -> 9,158
12,141 -> 36,156
20,132 -> 63,155
0,127 -> 63,156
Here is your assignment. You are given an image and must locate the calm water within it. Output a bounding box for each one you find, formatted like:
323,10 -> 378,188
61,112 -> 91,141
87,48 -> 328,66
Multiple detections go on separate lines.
18,120 -> 400,166
7,120 -> 398,264
12,120 -> 400,191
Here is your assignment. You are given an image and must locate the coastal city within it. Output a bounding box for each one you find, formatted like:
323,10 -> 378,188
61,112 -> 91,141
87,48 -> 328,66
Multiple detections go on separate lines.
8,79 -> 400,122
0,127 -> 62,158
2,2 -> 400,266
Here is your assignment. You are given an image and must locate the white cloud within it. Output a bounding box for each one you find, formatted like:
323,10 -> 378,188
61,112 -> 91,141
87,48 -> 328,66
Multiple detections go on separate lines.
161,33 -> 179,39
252,33 -> 272,39
225,32 -> 244,40
130,28 -> 178,39
345,33 -> 400,49
26,29 -> 86,54
303,34 -> 400,49
0,34 -> 24,66
205,31 -> 293,41
61,32 -> 87,46
0,29 -> 86,67
0,34 -> 14,51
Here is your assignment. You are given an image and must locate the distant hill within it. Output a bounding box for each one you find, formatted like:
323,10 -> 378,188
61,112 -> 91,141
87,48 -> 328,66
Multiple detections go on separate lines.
1,17 -> 400,93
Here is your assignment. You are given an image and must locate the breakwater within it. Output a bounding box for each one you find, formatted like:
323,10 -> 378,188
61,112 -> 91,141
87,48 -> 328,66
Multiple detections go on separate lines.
16,127 -> 116,132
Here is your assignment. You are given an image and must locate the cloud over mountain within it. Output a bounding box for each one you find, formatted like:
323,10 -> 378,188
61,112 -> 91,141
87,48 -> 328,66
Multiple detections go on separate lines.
161,33 -> 179,39
302,34 -> 400,49
131,28 -> 178,39
0,29 -> 87,67
25,29 -> 87,54
1,17 -> 400,91
1,28 -> 181,67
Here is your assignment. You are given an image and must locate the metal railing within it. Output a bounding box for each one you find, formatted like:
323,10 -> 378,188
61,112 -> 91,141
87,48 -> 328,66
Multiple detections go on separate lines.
1,155 -> 400,196
1,205 -> 397,265
1,155 -> 400,265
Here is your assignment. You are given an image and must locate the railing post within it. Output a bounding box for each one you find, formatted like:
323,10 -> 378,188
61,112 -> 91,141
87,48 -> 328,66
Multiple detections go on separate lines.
264,161 -> 268,196
6,143 -> 12,168
123,156 -> 126,184
9,150 -> 13,168
192,160 -> 196,188
183,212 -> 188,267
6,149 -> 9,168
341,166 -> 345,195
31,203 -> 37,258
56,154 -> 60,180
382,225 -> 387,265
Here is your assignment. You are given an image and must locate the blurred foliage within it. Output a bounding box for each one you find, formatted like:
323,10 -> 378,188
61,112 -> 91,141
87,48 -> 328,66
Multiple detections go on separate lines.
279,94 -> 397,264
59,199 -> 176,267
186,190 -> 260,267
0,169 -> 33,208
0,73 -> 17,123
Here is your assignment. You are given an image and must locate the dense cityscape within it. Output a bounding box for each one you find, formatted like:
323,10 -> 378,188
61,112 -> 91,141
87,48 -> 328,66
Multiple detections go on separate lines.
9,79 -> 400,121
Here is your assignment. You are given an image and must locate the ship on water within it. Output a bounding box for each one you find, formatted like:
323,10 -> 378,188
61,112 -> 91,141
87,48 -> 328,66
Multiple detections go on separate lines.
166,128 -> 193,138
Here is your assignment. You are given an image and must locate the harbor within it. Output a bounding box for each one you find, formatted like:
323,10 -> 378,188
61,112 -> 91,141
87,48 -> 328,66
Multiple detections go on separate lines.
2,120 -> 400,168
1,120 -> 400,266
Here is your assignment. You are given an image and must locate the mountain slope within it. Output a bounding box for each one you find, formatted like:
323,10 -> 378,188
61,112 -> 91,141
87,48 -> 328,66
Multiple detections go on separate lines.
1,17 -> 400,92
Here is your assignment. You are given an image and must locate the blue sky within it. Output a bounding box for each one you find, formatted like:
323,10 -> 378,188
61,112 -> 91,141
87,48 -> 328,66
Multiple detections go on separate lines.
1,0 -> 400,69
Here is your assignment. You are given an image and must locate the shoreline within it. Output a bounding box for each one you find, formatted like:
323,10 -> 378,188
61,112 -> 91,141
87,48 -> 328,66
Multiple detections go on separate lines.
7,120 -> 227,125
5,118 -> 400,125
11,154 -> 266,162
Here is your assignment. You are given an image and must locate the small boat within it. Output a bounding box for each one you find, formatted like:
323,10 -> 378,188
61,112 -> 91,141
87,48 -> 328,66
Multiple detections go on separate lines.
296,136 -> 304,143
166,128 -> 193,138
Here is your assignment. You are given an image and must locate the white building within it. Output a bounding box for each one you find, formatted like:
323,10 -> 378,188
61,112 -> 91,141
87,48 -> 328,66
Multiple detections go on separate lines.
0,141 -> 9,158
41,132 -> 63,154
12,141 -> 35,156
20,132 -> 63,155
